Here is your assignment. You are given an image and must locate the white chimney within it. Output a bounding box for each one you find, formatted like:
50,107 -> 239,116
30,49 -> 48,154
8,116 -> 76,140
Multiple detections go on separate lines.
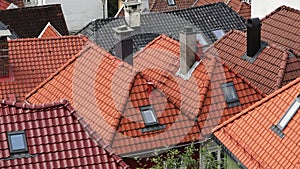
124,0 -> 141,28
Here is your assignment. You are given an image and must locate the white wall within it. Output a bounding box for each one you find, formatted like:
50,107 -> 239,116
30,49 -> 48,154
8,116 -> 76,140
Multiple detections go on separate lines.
252,0 -> 300,18
26,0 -> 107,32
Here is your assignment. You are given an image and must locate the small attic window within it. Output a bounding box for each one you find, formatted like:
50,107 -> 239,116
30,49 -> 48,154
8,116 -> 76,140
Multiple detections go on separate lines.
212,29 -> 225,40
7,131 -> 28,154
196,33 -> 208,46
221,82 -> 240,107
141,106 -> 158,126
167,0 -> 176,6
277,95 -> 300,130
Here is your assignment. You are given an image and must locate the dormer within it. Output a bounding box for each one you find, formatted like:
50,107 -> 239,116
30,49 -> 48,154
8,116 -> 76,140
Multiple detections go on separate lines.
124,0 -> 141,28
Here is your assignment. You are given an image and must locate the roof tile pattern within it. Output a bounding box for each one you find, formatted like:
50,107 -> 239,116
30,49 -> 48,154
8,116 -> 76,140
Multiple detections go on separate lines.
0,0 -> 9,10
205,30 -> 299,95
0,36 -> 87,101
26,35 -> 264,156
149,0 -> 197,12
0,4 -> 68,38
213,77 -> 300,169
261,6 -> 300,57
38,23 -> 62,38
0,99 -> 129,168
6,0 -> 23,7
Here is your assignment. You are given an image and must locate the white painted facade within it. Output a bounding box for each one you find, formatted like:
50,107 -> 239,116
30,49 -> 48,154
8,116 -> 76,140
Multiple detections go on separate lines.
252,0 -> 300,18
24,0 -> 108,32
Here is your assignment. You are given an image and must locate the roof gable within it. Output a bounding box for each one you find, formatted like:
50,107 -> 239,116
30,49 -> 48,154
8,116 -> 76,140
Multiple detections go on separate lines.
213,77 -> 300,169
38,22 -> 62,38
0,4 -> 68,38
261,5 -> 300,57
0,0 -> 10,10
0,35 -> 87,101
205,30 -> 299,95
0,99 -> 129,168
78,2 -> 246,55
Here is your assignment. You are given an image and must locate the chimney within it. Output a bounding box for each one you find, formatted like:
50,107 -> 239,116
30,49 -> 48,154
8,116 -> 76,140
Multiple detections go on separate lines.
0,30 -> 11,77
113,25 -> 134,65
179,27 -> 197,75
247,18 -> 261,57
124,0 -> 141,28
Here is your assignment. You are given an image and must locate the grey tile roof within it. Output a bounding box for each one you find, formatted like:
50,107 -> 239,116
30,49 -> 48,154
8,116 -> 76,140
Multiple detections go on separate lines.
0,21 -> 19,39
77,2 -> 246,54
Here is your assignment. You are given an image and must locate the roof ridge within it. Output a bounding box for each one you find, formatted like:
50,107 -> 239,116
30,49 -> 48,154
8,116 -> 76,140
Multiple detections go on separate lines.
8,34 -> 87,42
62,100 -> 130,169
274,51 -> 289,90
213,76 -> 300,132
261,5 -> 300,22
0,98 -> 66,110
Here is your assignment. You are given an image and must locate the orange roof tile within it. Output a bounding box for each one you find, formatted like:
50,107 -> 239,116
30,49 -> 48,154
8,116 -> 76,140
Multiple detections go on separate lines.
0,36 -> 87,101
26,35 -> 264,156
213,77 -> 300,169
38,22 -> 62,38
205,30 -> 300,95
0,0 -> 9,10
261,5 -> 300,57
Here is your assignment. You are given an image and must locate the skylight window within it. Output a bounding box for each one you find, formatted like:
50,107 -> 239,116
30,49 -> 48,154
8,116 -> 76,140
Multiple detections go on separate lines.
7,131 -> 28,154
167,0 -> 176,6
141,106 -> 158,126
212,29 -> 225,40
277,95 -> 300,130
221,82 -> 240,107
196,33 -> 208,46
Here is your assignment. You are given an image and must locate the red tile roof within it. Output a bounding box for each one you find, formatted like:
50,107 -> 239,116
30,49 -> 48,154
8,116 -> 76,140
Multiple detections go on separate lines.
261,5 -> 300,57
195,0 -> 251,19
0,35 -> 87,101
213,77 -> 300,169
0,0 -> 10,10
0,99 -> 129,168
149,0 -> 197,12
38,22 -> 62,38
6,0 -> 23,7
26,35 -> 264,156
205,30 -> 300,95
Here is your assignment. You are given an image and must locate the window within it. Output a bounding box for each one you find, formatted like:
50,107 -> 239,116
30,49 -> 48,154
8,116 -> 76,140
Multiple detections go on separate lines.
141,106 -> 158,126
221,82 -> 239,105
277,95 -> 300,130
212,29 -> 225,40
167,0 -> 176,6
196,33 -> 208,46
7,131 -> 28,154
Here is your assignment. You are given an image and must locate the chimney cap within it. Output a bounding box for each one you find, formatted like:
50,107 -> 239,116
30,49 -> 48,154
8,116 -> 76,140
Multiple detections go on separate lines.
247,18 -> 260,27
124,0 -> 141,7
112,25 -> 134,40
181,26 -> 195,35
0,30 -> 12,37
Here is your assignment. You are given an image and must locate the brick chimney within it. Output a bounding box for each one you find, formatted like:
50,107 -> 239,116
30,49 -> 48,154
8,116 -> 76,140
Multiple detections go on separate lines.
0,30 -> 11,77
247,18 -> 261,57
179,27 -> 197,75
124,0 -> 141,28
113,25 -> 134,65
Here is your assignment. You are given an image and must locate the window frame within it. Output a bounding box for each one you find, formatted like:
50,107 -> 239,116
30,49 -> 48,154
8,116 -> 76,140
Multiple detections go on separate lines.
212,29 -> 225,40
140,106 -> 159,126
277,95 -> 300,130
167,0 -> 176,6
7,131 -> 29,154
221,82 -> 239,104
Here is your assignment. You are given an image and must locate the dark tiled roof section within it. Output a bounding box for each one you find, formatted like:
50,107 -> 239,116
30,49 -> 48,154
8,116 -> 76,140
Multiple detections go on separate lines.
205,30 -> 298,95
0,4 -> 68,38
0,36 -> 87,101
213,77 -> 300,169
149,0 -> 197,12
0,99 -> 129,168
78,2 -> 246,54
0,21 -> 19,39
261,5 -> 300,56
6,0 -> 23,7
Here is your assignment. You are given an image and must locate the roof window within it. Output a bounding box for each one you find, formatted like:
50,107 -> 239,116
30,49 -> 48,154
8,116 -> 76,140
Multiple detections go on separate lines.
271,95 -> 300,138
140,106 -> 166,132
221,82 -> 240,107
196,33 -> 208,46
212,29 -> 225,40
167,0 -> 176,6
7,131 -> 28,154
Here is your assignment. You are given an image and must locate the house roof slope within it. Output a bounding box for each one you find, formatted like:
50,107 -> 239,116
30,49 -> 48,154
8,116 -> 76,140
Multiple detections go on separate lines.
26,35 -> 264,156
213,77 -> 300,169
0,4 -> 68,38
261,5 -> 300,57
205,30 -> 299,95
38,22 -> 62,38
78,2 -> 246,55
0,0 -> 9,10
0,99 -> 129,168
6,0 -> 23,7
0,35 -> 87,101
149,0 -> 197,12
